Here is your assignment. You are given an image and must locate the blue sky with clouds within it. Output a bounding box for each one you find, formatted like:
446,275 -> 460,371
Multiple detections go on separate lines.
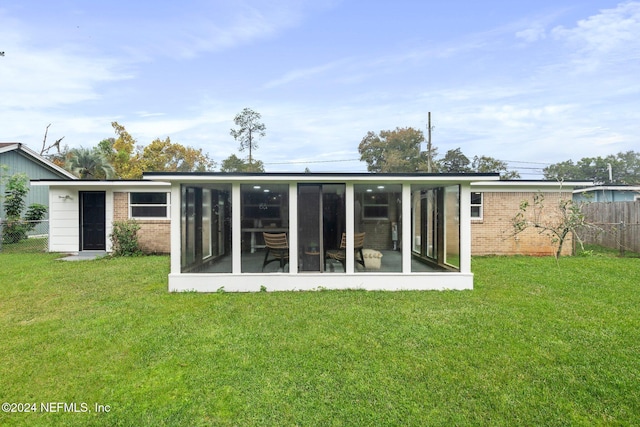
1,0 -> 638,176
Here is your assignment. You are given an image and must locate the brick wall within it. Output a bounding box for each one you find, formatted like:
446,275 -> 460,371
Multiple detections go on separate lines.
361,221 -> 392,250
358,193 -> 400,250
113,192 -> 170,254
471,191 -> 574,256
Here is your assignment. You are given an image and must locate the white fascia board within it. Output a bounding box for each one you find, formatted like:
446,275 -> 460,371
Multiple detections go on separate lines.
0,143 -> 20,154
472,180 -> 593,192
143,174 -> 500,185
6,144 -> 79,180
573,186 -> 640,194
31,180 -> 170,188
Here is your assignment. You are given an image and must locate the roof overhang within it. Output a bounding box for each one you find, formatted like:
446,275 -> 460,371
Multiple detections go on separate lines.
472,180 -> 593,192
1,143 -> 77,180
142,172 -> 501,185
573,185 -> 640,194
31,179 -> 169,188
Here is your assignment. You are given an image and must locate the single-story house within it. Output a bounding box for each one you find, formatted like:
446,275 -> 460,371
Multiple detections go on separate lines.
34,174 -> 593,291
31,180 -> 171,253
0,143 -> 76,218
470,180 -> 592,256
573,185 -> 640,203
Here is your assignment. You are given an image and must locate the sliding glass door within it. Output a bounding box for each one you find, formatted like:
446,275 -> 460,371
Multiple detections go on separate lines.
411,185 -> 460,271
297,184 -> 345,272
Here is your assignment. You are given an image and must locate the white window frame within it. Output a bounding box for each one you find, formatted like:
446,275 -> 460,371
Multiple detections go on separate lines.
360,191 -> 390,220
129,192 -> 171,219
470,192 -> 483,220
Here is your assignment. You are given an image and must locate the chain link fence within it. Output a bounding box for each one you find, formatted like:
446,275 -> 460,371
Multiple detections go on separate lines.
0,219 -> 49,253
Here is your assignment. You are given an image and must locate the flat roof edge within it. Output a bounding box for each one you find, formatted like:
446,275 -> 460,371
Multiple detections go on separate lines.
142,172 -> 501,183
143,171 -> 500,178
31,180 -> 170,187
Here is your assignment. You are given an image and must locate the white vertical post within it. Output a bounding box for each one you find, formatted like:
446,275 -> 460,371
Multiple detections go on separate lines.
459,183 -> 471,274
402,183 -> 412,273
231,182 -> 242,274
170,183 -> 182,275
345,183 -> 354,273
288,182 -> 298,274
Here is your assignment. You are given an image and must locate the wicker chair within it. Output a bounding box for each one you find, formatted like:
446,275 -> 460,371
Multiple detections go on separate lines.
262,232 -> 289,271
325,232 -> 366,271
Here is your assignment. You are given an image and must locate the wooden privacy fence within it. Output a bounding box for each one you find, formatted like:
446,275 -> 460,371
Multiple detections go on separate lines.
578,201 -> 640,254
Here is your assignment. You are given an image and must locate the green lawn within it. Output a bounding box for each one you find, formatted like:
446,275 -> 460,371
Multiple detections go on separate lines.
1,248 -> 639,426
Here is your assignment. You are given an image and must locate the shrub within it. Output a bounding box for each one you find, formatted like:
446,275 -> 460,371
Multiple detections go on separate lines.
110,220 -> 142,256
2,175 -> 48,244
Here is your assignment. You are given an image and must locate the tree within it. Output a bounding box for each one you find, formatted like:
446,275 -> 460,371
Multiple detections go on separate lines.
109,122 -> 142,179
230,108 -> 266,166
358,127 -> 427,173
615,150 -> 640,184
438,148 -> 471,173
471,155 -> 520,180
2,173 -> 48,243
508,191 -> 598,261
66,147 -> 115,179
220,154 -> 265,172
543,151 -> 640,184
140,137 -> 215,173
95,123 -> 215,179
543,160 -> 578,182
39,123 -> 65,157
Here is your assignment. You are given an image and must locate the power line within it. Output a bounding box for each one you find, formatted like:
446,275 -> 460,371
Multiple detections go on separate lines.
503,159 -> 552,166
261,156 -> 553,175
264,158 -> 360,165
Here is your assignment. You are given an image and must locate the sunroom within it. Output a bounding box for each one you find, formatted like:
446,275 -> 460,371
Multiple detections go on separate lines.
143,172 -> 499,292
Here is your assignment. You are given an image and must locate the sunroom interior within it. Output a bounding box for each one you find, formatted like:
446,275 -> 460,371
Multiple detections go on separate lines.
179,180 -> 461,275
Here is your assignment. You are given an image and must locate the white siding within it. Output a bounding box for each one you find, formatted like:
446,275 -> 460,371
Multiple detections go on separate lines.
48,188 -> 79,252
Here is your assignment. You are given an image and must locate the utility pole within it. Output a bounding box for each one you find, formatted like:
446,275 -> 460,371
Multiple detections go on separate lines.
426,112 -> 433,173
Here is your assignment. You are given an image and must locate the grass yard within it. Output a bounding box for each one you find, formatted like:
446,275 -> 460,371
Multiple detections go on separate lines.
1,248 -> 639,426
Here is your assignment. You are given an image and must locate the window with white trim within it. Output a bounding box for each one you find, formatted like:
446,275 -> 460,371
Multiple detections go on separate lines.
130,192 -> 170,218
471,192 -> 483,219
361,191 -> 390,220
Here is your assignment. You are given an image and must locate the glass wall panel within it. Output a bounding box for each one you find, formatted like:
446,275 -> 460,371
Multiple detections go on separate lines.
354,184 -> 402,272
298,184 -> 321,272
202,189 -> 212,259
411,187 -> 438,264
411,185 -> 459,272
181,184 -> 231,273
298,184 -> 345,273
444,185 -> 460,268
240,184 -> 289,272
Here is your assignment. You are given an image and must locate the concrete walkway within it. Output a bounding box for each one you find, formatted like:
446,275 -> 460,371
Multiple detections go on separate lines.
57,251 -> 107,261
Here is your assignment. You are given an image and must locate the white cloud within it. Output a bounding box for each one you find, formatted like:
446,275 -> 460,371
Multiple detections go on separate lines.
552,1 -> 640,69
263,60 -> 346,88
516,26 -> 547,42
125,1 -> 331,59
0,16 -> 132,110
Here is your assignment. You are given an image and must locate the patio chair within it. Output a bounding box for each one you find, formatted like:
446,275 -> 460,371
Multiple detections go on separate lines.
325,232 -> 366,272
262,232 -> 289,271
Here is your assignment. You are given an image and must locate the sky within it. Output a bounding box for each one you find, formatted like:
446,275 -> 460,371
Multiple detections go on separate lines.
1,0 -> 639,177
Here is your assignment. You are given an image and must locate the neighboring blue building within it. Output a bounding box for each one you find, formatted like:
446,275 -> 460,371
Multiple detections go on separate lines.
573,185 -> 640,203
0,143 -> 77,219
